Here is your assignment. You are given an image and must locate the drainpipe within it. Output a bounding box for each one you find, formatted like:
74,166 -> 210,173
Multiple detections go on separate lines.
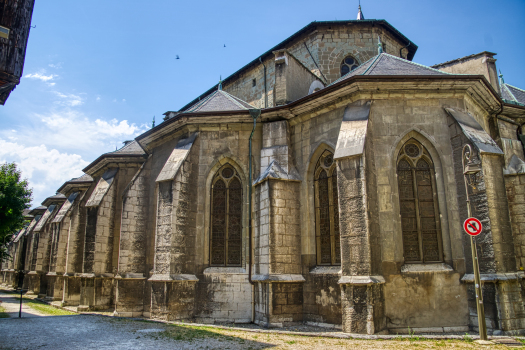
259,58 -> 267,108
248,108 -> 261,323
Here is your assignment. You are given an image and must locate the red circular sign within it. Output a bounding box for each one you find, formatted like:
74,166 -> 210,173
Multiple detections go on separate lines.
464,217 -> 483,236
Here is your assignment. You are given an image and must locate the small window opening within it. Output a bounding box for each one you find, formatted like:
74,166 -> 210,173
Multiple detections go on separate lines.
252,79 -> 256,87
340,55 -> 359,77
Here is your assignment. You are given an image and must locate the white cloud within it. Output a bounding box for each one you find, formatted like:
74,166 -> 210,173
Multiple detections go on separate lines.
1,109 -> 148,159
96,96 -> 101,101
0,139 -> 88,206
25,72 -> 57,82
48,63 -> 62,69
122,99 -> 126,102
53,91 -> 84,106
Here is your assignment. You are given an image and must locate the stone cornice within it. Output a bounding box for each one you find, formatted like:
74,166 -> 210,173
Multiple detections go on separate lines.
137,75 -> 503,150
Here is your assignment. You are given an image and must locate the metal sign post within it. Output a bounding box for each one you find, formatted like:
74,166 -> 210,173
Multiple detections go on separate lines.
462,144 -> 487,340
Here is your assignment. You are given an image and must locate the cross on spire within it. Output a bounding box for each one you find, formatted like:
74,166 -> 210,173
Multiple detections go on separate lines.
218,75 -> 222,90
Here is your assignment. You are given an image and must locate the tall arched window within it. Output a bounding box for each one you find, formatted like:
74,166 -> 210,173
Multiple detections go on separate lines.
340,55 -> 359,77
210,164 -> 242,266
314,150 -> 340,265
397,139 -> 443,263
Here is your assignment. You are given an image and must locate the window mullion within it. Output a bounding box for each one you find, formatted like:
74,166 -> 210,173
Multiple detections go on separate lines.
412,166 -> 424,262
328,168 -> 335,265
225,183 -> 229,267
314,178 -> 322,265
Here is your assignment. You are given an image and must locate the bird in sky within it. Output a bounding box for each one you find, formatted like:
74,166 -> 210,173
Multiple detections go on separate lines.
224,44 -> 226,47
176,55 -> 180,59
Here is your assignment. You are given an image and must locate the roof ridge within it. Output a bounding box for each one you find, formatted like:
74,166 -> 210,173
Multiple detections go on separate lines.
328,55 -> 377,86
220,90 -> 253,109
505,83 -> 525,94
363,53 -> 383,75
186,90 -> 218,112
384,53 -> 455,75
503,84 -> 518,102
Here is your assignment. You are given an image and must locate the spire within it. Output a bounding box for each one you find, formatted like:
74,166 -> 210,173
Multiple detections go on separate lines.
152,116 -> 155,128
499,70 -> 505,85
357,1 -> 365,20
377,35 -> 383,54
218,76 -> 222,90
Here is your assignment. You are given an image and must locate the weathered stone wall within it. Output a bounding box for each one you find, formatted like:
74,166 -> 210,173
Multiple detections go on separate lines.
84,177 -> 117,275
506,174 -> 525,270
290,107 -> 344,326
196,268 -> 252,323
223,56 -> 275,109
433,52 -> 500,94
118,164 -> 151,276
222,22 -> 408,108
495,117 -> 525,167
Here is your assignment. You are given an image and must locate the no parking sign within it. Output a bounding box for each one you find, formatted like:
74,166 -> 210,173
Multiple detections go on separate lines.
464,217 -> 483,236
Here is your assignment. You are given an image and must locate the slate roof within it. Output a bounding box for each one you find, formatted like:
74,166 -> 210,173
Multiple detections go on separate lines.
183,89 -> 255,113
110,140 -> 146,155
331,53 -> 450,86
71,173 -> 94,183
501,83 -> 525,106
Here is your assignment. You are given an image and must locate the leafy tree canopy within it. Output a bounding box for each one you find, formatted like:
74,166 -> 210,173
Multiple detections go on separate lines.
0,162 -> 33,260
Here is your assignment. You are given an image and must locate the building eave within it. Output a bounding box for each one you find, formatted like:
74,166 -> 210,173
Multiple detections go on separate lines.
138,74 -> 502,151
82,154 -> 147,175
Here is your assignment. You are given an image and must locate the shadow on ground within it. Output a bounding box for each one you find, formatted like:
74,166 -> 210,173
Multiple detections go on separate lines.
0,315 -> 275,350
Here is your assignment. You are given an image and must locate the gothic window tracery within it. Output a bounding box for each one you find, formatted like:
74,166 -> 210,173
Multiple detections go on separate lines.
314,150 -> 340,265
210,164 -> 242,266
340,55 -> 359,77
397,139 -> 443,263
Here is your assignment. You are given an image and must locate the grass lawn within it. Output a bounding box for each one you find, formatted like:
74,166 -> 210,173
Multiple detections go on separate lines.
0,304 -> 9,318
17,297 -> 77,316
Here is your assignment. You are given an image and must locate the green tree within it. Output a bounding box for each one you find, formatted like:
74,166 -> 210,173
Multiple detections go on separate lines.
0,162 -> 32,261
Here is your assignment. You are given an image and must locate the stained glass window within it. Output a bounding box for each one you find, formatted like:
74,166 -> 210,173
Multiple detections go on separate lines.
314,150 -> 340,265
341,55 -> 359,77
210,165 -> 243,266
397,139 -> 442,263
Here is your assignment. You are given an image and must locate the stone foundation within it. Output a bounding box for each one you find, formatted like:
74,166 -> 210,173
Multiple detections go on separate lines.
62,276 -> 81,306
45,274 -> 64,301
149,281 -> 197,321
340,279 -> 386,335
78,276 -> 114,311
114,278 -> 146,317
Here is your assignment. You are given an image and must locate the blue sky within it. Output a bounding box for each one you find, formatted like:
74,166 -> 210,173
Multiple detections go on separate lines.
1,0 -> 524,206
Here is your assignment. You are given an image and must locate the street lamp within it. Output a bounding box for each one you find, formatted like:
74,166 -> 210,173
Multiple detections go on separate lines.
462,144 -> 487,340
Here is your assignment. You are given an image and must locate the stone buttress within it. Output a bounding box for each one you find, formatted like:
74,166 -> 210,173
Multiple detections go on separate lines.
149,134 -> 199,321
446,107 -> 525,335
253,120 -> 304,327
334,101 -> 386,334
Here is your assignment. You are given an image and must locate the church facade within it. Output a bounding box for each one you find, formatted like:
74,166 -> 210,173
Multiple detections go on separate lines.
3,11 -> 525,335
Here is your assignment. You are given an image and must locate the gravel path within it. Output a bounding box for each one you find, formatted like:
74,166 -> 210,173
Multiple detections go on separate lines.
0,314 -> 510,350
0,291 -> 47,318
0,289 -> 512,349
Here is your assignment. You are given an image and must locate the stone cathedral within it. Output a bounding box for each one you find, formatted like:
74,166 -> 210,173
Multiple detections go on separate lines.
3,8 -> 525,335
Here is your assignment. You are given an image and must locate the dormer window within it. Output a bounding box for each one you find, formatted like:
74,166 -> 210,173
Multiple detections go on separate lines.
341,56 -> 359,76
